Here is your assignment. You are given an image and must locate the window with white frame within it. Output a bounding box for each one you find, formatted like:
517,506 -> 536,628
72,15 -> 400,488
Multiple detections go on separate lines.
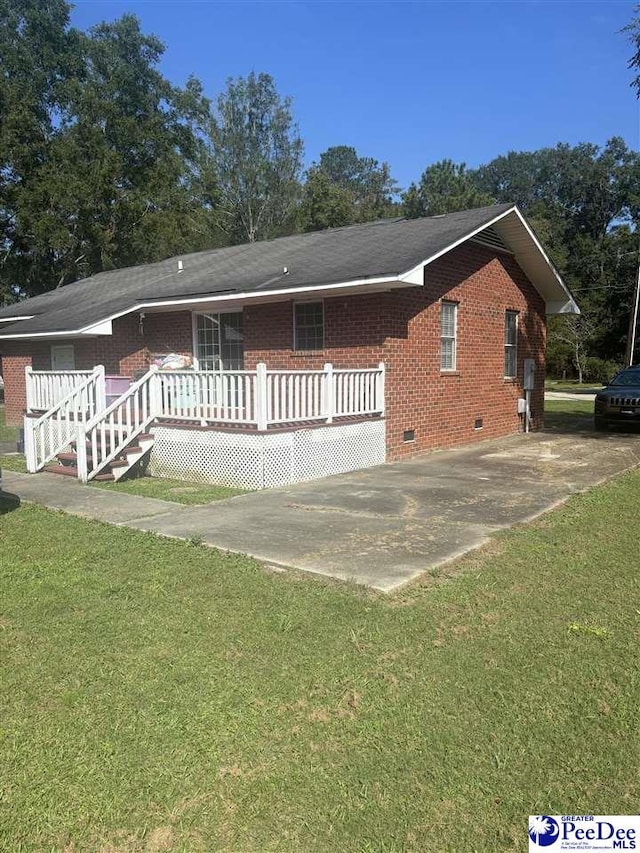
294,301 -> 324,350
504,310 -> 518,378
195,312 -> 244,371
440,301 -> 457,371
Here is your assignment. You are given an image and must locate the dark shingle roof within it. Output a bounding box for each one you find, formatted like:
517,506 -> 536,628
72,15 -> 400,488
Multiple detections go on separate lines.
0,204 -> 516,336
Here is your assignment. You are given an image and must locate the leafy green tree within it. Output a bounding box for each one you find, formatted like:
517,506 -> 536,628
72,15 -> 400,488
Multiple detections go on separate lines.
298,168 -> 355,231
300,145 -> 398,232
473,139 -> 640,370
0,0 -> 80,300
32,15 -> 218,285
210,72 -> 303,243
403,160 -> 493,218
1,5 -> 219,300
473,139 -> 639,240
624,6 -> 640,96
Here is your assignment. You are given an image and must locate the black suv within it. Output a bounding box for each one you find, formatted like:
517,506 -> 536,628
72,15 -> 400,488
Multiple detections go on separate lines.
594,366 -> 640,431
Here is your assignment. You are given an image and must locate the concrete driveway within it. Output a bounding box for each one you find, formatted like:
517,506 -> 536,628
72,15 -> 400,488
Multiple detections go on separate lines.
8,425 -> 639,592
142,429 -> 639,590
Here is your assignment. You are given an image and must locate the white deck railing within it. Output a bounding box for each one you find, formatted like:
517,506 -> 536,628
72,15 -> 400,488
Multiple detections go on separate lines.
158,370 -> 257,425
26,362 -> 386,479
157,362 -> 385,429
26,367 -> 97,412
24,367 -> 106,473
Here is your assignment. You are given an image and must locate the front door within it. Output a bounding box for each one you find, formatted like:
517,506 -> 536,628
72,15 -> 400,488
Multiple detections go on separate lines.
51,344 -> 76,371
195,312 -> 244,372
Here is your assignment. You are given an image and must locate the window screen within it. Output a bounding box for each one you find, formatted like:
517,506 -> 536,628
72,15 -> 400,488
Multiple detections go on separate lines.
504,311 -> 518,378
440,301 -> 457,371
294,302 -> 324,350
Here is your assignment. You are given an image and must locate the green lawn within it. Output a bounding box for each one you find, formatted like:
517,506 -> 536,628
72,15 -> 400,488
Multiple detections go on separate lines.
1,452 -> 27,472
92,475 -> 245,504
0,456 -> 242,502
2,465 -> 640,851
543,397 -> 594,431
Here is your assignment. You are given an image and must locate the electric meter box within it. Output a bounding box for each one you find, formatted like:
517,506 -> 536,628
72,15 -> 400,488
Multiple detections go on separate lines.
523,359 -> 536,391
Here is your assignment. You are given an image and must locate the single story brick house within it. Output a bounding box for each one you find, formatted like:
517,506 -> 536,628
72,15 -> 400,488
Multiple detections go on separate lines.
0,204 -> 578,488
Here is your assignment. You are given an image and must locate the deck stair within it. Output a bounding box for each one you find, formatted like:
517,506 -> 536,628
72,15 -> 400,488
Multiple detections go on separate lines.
25,366 -> 159,482
43,433 -> 155,481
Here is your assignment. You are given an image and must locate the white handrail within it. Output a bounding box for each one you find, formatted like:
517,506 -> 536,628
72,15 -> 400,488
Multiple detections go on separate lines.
153,363 -> 385,428
78,367 -> 159,483
157,370 -> 257,425
25,367 -> 96,412
24,366 -> 106,473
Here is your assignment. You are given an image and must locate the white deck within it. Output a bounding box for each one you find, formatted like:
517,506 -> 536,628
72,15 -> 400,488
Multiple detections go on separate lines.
24,363 -> 386,485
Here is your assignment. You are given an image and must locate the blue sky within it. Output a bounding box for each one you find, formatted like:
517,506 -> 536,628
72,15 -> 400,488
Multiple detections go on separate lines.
71,0 -> 639,192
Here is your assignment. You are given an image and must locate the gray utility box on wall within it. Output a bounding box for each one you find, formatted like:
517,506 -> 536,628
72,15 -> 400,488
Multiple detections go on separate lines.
523,359 -> 536,391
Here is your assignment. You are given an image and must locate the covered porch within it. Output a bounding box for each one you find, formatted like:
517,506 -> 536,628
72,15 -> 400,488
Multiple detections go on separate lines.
24,361 -> 386,489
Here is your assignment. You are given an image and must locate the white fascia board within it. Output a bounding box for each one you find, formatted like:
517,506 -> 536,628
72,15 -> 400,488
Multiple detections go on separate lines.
0,276 -> 408,340
509,207 -> 579,313
137,274 -> 403,311
398,267 -> 424,285
0,329 -> 99,340
397,207 -> 520,284
88,275 -> 405,328
0,322 -> 113,340
397,205 -> 579,314
0,315 -> 34,322
81,319 -> 113,335
546,299 -> 581,316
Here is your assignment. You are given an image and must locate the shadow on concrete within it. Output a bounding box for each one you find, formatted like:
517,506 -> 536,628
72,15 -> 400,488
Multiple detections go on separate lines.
542,412 -> 596,435
0,490 -> 21,514
543,411 -> 640,438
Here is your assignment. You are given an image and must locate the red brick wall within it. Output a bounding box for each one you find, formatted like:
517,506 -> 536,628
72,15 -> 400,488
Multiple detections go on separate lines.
243,294 -> 386,370
382,244 -> 546,460
0,312 -> 194,424
2,344 -> 31,425
92,312 -> 193,376
1,340 -> 54,424
243,244 -> 545,460
0,246 -> 546,449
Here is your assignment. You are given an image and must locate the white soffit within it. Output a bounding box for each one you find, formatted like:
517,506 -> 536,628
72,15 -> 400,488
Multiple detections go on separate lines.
491,209 -> 579,315
399,205 -> 579,316
81,319 -> 113,335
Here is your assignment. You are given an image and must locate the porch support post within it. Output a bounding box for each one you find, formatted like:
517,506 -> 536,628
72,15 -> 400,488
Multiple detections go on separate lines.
323,362 -> 334,424
377,361 -> 386,417
76,423 -> 88,483
148,365 -> 161,418
255,362 -> 268,430
95,365 -> 106,414
24,415 -> 37,473
25,365 -> 34,412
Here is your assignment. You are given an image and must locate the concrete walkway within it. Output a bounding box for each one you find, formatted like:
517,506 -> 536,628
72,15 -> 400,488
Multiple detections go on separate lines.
5,426 -> 640,592
545,390 -> 597,401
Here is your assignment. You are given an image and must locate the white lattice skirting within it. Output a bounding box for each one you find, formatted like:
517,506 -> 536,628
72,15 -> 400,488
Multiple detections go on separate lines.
148,420 -> 386,489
